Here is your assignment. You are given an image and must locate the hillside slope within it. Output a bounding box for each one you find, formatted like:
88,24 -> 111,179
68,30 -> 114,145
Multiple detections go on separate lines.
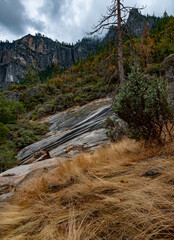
0,13 -> 174,174
0,138 -> 174,239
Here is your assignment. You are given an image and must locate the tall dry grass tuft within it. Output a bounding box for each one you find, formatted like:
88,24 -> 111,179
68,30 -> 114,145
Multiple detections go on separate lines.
0,138 -> 174,239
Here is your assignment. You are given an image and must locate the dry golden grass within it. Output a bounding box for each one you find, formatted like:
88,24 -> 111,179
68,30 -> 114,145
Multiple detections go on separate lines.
0,138 -> 174,239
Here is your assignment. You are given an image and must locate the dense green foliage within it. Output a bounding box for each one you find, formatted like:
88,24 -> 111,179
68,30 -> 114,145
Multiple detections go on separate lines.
20,61 -> 41,87
0,144 -> 17,173
17,49 -> 118,118
39,64 -> 61,83
0,96 -> 49,172
6,121 -> 49,149
0,123 -> 10,144
0,120 -> 49,172
0,98 -> 25,124
151,11 -> 172,35
0,98 -> 24,171
113,66 -> 173,141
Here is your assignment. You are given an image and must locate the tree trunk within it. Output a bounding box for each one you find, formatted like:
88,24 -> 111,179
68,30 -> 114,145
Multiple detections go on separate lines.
117,0 -> 125,87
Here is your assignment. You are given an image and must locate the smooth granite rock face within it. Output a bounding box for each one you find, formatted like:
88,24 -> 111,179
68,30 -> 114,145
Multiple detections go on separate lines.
17,98 -> 113,164
49,128 -> 109,158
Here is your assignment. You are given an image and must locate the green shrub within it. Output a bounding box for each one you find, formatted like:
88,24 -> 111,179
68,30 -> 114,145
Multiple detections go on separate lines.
35,101 -> 56,118
0,144 -> 17,172
0,98 -> 25,124
55,93 -> 75,109
113,65 -> 173,141
145,64 -> 161,76
22,94 -> 45,110
0,123 -> 10,144
9,84 -> 27,91
14,132 -> 36,148
44,84 -> 58,95
82,74 -> 96,85
74,95 -> 82,103
82,85 -> 94,93
7,121 -> 49,149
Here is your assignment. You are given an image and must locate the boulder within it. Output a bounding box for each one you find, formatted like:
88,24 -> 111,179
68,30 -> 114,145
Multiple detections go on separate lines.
0,158 -> 59,201
17,98 -> 114,164
142,168 -> 161,178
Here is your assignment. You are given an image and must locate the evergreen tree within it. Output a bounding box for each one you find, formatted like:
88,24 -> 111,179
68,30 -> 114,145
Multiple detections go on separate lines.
21,60 -> 41,87
114,66 -> 173,141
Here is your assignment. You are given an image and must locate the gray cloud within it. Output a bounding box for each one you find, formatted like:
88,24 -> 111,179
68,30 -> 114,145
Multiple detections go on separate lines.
38,0 -> 111,43
40,0 -> 64,18
0,0 -> 173,43
0,0 -> 45,36
38,0 -> 174,43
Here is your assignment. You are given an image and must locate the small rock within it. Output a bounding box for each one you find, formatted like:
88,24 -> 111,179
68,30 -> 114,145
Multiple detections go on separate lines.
0,192 -> 14,200
0,184 -> 13,194
2,173 -> 16,177
159,155 -> 166,159
48,183 -> 66,193
48,178 -> 77,193
142,168 -> 161,178
34,151 -> 43,158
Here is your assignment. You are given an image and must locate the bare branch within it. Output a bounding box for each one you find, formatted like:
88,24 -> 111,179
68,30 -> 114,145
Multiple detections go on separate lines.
88,0 -> 145,87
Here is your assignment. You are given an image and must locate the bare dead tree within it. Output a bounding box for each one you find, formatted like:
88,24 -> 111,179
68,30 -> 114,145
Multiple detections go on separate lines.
89,0 -> 143,87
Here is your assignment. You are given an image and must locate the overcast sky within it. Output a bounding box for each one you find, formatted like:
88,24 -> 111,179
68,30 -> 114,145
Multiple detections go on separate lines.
0,0 -> 174,43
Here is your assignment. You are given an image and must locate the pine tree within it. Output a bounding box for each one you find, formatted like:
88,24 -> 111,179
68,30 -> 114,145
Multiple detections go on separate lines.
21,60 -> 41,87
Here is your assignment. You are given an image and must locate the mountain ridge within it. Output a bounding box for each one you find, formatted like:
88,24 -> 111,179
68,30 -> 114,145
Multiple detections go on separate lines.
0,9 -> 159,90
0,34 -> 99,89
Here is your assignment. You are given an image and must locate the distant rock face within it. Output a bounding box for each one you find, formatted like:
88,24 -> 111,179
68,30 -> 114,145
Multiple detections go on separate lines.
0,35 -> 99,89
126,9 -> 158,37
104,9 -> 159,42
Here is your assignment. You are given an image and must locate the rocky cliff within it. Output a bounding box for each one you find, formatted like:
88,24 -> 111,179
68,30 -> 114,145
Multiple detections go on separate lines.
126,9 -> 159,37
0,35 -> 99,89
104,8 -> 159,42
